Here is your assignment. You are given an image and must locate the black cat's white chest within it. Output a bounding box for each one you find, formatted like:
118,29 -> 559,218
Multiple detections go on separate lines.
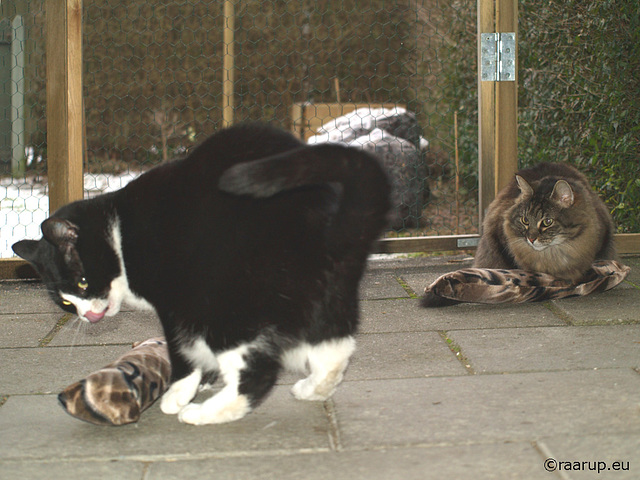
104,216 -> 156,314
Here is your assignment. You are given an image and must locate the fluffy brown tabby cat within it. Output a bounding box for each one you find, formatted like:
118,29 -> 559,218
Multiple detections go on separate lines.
474,162 -> 616,283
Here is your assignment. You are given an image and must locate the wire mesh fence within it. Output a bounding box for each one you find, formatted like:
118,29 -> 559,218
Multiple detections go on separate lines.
2,1 -> 637,259
1,0 -> 480,258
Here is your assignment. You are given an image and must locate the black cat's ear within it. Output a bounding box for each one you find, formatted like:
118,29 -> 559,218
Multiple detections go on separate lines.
550,180 -> 574,208
42,218 -> 79,249
41,218 -> 83,271
12,240 -> 41,263
515,175 -> 533,196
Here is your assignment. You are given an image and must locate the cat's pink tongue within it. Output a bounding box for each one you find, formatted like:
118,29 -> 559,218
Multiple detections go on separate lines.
84,310 -> 107,323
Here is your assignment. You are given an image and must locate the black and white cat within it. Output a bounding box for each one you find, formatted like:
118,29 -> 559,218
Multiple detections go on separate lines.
12,124 -> 391,425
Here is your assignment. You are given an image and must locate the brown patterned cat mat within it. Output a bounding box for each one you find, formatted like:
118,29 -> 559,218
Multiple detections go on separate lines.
58,337 -> 171,425
422,260 -> 630,308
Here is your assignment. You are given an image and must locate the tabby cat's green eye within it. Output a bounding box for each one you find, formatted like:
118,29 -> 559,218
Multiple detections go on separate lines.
62,300 -> 72,306
542,218 -> 554,227
77,278 -> 89,290
520,216 -> 529,226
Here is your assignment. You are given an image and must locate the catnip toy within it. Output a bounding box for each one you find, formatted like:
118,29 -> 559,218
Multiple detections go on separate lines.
58,337 -> 171,426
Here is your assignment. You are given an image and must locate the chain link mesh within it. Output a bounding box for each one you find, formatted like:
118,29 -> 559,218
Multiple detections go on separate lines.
1,0 -> 482,258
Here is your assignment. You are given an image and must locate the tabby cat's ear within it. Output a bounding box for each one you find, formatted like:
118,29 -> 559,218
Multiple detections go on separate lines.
515,175 -> 533,196
550,180 -> 574,208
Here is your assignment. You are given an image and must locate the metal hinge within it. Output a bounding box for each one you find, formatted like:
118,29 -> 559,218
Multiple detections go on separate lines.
457,237 -> 479,248
480,33 -> 516,82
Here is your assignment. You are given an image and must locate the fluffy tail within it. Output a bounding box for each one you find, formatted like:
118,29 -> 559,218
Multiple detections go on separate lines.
219,143 -> 391,252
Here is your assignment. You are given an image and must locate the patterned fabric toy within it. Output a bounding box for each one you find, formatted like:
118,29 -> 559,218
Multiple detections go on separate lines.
58,337 -> 171,425
422,260 -> 630,307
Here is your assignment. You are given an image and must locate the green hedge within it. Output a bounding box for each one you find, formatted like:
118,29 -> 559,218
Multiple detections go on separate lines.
444,0 -> 640,233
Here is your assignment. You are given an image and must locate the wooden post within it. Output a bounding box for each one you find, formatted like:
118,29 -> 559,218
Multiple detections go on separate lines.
495,0 -> 518,193
11,15 -> 25,177
46,0 -> 84,214
477,0 -> 518,228
477,0 -> 495,228
222,0 -> 235,128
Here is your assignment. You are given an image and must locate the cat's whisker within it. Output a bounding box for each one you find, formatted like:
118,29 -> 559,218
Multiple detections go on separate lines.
58,315 -> 91,351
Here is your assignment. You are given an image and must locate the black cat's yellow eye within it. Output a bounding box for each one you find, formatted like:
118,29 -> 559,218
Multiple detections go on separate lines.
77,278 -> 89,290
62,300 -> 72,306
520,216 -> 529,226
542,218 -> 554,228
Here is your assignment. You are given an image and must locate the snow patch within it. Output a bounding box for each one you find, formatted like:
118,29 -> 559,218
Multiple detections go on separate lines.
1,172 -> 141,258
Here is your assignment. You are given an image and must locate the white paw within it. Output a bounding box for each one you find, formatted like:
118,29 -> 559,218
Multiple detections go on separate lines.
160,388 -> 191,415
160,370 -> 202,415
291,378 -> 333,401
177,403 -> 208,425
177,396 -> 251,425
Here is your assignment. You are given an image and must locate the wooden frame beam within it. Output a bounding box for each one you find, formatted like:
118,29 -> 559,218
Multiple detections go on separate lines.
477,0 -> 518,228
46,0 -> 84,214
222,0 -> 235,128
4,234 -> 638,280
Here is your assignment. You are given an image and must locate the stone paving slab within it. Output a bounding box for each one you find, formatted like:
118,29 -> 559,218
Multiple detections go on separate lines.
0,282 -> 58,314
551,288 -> 640,325
448,324 -> 640,373
359,272 -> 409,299
0,387 -> 330,462
1,461 -> 146,480
0,442 -> 549,480
539,433 -> 640,480
0,345 -> 131,394
622,256 -> 640,286
48,311 -> 163,346
0,313 -> 61,347
277,330 -> 469,384
349,331 -> 467,379
333,369 -> 640,449
361,299 -> 566,332
146,442 -> 544,480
